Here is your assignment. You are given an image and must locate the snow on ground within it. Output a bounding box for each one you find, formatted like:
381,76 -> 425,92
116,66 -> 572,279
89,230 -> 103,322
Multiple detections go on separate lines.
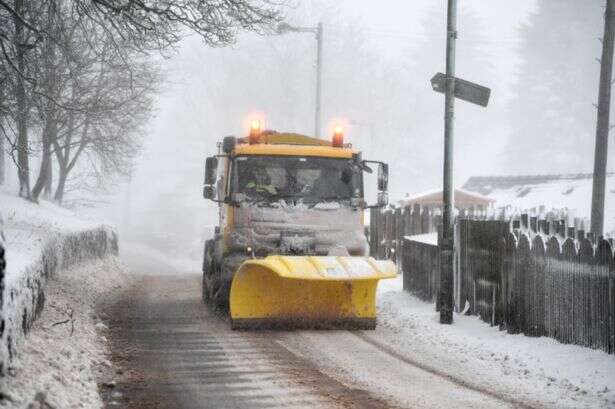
0,189 -> 102,283
375,276 -> 615,408
464,174 -> 615,234
405,232 -> 438,245
0,257 -> 130,409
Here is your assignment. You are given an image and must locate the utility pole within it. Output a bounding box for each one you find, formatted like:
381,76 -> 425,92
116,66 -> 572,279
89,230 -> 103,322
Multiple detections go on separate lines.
315,22 -> 323,137
277,22 -> 323,137
0,84 -> 4,185
591,0 -> 615,237
0,135 -> 4,186
439,0 -> 457,325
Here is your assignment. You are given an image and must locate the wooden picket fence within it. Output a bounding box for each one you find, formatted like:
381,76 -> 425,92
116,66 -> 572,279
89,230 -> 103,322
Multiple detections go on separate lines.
460,217 -> 615,354
401,238 -> 440,303
372,205 -> 615,355
369,204 -> 442,263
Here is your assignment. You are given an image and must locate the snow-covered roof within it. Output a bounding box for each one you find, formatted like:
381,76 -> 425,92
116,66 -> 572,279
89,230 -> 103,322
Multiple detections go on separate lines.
462,173 -> 615,234
398,188 -> 494,208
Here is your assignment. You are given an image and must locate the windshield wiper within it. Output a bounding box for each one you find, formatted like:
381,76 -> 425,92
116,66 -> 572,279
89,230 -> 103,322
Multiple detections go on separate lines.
247,193 -> 301,205
308,196 -> 352,208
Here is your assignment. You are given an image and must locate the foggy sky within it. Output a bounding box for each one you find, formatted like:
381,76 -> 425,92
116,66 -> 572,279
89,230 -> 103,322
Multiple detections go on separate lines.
116,0 -> 608,259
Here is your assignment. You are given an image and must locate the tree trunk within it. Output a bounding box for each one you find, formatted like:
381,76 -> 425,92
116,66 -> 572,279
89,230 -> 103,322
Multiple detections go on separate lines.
31,129 -> 51,200
54,164 -> 67,203
32,7 -> 57,201
14,0 -> 30,199
44,155 -> 52,198
53,106 -> 74,204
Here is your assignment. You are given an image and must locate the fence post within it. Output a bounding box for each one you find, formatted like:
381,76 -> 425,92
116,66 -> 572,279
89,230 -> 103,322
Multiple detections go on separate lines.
454,219 -> 461,312
377,209 -> 385,259
0,243 -> 4,311
402,237 -> 408,291
521,214 -> 529,231
501,233 -> 516,332
580,238 -> 594,348
530,236 -> 547,336
369,207 -> 378,257
395,207 -> 403,267
530,216 -> 538,236
610,270 -> 615,354
405,205 -> 412,236
412,203 -> 421,235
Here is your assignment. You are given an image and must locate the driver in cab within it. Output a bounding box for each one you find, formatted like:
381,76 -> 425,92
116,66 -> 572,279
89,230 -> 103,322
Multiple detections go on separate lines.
245,168 -> 278,196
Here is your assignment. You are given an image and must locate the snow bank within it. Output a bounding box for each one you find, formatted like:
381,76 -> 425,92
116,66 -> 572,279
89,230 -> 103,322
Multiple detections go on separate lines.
467,174 -> 615,235
0,191 -> 118,376
377,276 -> 615,408
404,232 -> 438,246
0,257 -> 129,408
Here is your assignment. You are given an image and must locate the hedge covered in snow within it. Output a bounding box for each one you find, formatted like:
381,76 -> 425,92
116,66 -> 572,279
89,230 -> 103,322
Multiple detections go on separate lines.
0,225 -> 117,375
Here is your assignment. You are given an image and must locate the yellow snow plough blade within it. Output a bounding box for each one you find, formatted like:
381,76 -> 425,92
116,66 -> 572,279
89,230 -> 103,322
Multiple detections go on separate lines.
229,255 -> 396,330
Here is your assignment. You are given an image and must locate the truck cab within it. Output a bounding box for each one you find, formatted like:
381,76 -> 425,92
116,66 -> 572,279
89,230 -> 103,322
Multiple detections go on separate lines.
202,125 -> 389,309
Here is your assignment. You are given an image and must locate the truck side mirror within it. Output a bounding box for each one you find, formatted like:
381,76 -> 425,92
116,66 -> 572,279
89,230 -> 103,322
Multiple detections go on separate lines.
378,163 -> 389,192
203,186 -> 215,200
361,160 -> 389,208
205,156 -> 218,185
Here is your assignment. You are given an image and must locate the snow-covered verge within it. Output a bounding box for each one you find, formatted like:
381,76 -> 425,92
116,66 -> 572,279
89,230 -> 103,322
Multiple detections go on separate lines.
0,191 -> 118,376
376,276 -> 615,408
0,257 -> 130,408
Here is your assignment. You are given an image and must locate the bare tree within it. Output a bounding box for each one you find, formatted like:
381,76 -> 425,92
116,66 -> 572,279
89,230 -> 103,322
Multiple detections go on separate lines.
0,0 -> 281,200
48,28 -> 159,203
13,0 -> 31,198
31,1 -> 59,199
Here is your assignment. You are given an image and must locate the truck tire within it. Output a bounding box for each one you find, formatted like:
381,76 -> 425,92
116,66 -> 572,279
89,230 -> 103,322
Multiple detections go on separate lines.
211,283 -> 229,311
202,274 -> 210,304
202,240 -> 214,304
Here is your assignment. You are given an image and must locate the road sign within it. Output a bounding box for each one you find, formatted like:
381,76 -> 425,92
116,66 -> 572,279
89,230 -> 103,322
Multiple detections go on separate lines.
431,73 -> 491,107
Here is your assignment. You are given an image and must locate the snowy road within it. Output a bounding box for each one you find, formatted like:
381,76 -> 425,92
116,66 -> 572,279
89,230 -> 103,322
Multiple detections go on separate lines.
100,273 -> 525,409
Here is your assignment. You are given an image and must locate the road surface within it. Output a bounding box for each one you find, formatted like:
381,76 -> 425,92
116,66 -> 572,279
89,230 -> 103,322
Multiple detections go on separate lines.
100,260 -> 529,408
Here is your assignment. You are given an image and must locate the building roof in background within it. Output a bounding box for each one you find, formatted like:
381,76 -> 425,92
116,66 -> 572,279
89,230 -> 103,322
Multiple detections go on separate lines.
462,173 -> 615,234
398,188 -> 495,208
463,173 -> 615,196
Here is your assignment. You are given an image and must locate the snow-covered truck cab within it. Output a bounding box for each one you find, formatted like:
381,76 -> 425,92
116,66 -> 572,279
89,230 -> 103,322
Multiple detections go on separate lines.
202,125 -> 394,329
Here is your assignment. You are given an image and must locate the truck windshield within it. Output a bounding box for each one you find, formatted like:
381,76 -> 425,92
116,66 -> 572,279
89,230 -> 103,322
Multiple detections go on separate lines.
232,156 -> 361,205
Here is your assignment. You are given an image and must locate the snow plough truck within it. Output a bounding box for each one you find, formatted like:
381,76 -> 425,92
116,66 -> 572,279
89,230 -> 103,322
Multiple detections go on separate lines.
202,121 -> 395,329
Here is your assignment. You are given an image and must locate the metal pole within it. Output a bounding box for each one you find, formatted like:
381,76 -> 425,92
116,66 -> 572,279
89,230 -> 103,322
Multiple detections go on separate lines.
439,0 -> 457,325
0,135 -> 4,185
315,22 -> 323,137
591,0 -> 615,237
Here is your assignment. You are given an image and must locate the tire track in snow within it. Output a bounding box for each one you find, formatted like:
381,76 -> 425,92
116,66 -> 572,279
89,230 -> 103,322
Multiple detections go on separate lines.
101,274 -> 394,409
352,331 -> 537,409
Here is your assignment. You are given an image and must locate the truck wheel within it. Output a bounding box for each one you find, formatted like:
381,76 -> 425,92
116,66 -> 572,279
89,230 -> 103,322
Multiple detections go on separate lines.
202,240 -> 215,305
202,274 -> 210,304
211,282 -> 229,311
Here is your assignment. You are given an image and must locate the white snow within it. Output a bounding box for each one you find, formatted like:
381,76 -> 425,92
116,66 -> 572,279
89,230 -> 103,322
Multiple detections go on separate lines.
0,189 -> 103,284
481,174 -> 615,234
375,276 -> 615,408
405,232 -> 438,246
0,188 -> 118,390
0,257 -> 130,408
399,187 -> 493,207
275,276 -> 615,408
